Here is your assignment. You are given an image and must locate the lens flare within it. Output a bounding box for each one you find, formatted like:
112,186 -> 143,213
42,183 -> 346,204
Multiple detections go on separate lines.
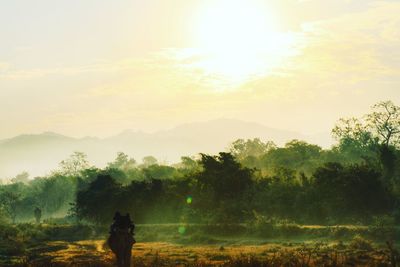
178,226 -> 186,234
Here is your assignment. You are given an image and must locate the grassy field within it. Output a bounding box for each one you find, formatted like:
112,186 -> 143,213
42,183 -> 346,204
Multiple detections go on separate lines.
0,223 -> 398,266
5,239 -> 399,266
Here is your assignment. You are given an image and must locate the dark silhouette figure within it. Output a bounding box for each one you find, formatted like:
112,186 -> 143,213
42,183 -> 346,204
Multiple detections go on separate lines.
34,207 -> 42,224
108,212 -> 136,267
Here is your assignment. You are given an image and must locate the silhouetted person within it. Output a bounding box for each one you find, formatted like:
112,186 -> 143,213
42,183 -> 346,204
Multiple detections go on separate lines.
110,211 -> 122,233
120,213 -> 135,236
34,207 -> 42,224
108,212 -> 136,267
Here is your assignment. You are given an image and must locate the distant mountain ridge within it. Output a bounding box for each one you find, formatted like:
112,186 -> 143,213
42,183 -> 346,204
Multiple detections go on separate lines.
0,119 -> 333,179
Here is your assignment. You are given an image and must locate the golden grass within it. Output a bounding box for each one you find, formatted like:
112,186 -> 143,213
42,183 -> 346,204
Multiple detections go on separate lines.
24,240 -> 394,266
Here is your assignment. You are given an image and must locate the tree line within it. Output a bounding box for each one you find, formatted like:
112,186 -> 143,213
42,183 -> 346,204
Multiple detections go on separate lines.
0,101 -> 399,225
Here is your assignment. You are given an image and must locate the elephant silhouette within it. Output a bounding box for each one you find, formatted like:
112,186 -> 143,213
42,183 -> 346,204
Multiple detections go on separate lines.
107,212 -> 136,267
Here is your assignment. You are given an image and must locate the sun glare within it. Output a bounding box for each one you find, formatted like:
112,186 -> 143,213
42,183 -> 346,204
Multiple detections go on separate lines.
192,0 -> 297,88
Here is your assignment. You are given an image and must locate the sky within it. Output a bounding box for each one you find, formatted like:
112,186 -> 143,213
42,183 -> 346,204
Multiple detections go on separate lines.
0,0 -> 399,139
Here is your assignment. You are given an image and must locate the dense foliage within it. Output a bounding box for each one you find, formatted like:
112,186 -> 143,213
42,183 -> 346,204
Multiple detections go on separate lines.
0,101 -> 399,226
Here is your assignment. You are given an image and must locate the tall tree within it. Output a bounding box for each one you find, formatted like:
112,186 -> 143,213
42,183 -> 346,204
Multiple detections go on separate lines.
230,138 -> 276,160
0,191 -> 21,223
108,152 -> 136,171
367,101 -> 400,147
194,152 -> 254,222
332,117 -> 376,148
332,117 -> 377,163
141,156 -> 158,168
59,152 -> 91,176
75,173 -> 121,224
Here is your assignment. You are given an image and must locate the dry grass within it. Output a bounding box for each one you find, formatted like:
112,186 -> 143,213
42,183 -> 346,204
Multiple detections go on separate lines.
12,240 -> 396,267
0,223 -> 398,266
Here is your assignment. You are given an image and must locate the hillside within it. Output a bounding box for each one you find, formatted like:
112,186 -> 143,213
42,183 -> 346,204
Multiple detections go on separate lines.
0,119 -> 332,179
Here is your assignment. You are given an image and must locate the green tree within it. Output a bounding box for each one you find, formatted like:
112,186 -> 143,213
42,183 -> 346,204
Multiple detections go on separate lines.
0,191 -> 21,223
333,101 -> 400,181
11,171 -> 29,184
332,101 -> 400,156
261,140 -> 322,176
312,163 -> 392,223
367,101 -> 400,147
75,173 -> 121,224
193,152 -> 254,222
143,165 -> 179,180
34,175 -> 77,215
230,138 -> 276,160
179,156 -> 200,173
59,152 -> 91,176
141,156 -> 158,168
108,152 -> 136,171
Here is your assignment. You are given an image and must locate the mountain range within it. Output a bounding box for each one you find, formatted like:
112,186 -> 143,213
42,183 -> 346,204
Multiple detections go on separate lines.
0,119 -> 333,179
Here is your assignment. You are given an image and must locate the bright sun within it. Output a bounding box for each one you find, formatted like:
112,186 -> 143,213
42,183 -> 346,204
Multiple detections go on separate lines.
192,0 -> 297,88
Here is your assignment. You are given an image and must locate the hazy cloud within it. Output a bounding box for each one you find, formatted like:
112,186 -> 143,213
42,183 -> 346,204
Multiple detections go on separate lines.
0,0 -> 399,139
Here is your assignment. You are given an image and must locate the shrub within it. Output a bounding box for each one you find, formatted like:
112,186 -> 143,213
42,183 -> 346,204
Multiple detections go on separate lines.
0,224 -> 25,255
349,235 -> 374,251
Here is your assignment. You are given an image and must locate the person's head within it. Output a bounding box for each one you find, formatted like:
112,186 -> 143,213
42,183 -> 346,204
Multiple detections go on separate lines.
113,211 -> 121,220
